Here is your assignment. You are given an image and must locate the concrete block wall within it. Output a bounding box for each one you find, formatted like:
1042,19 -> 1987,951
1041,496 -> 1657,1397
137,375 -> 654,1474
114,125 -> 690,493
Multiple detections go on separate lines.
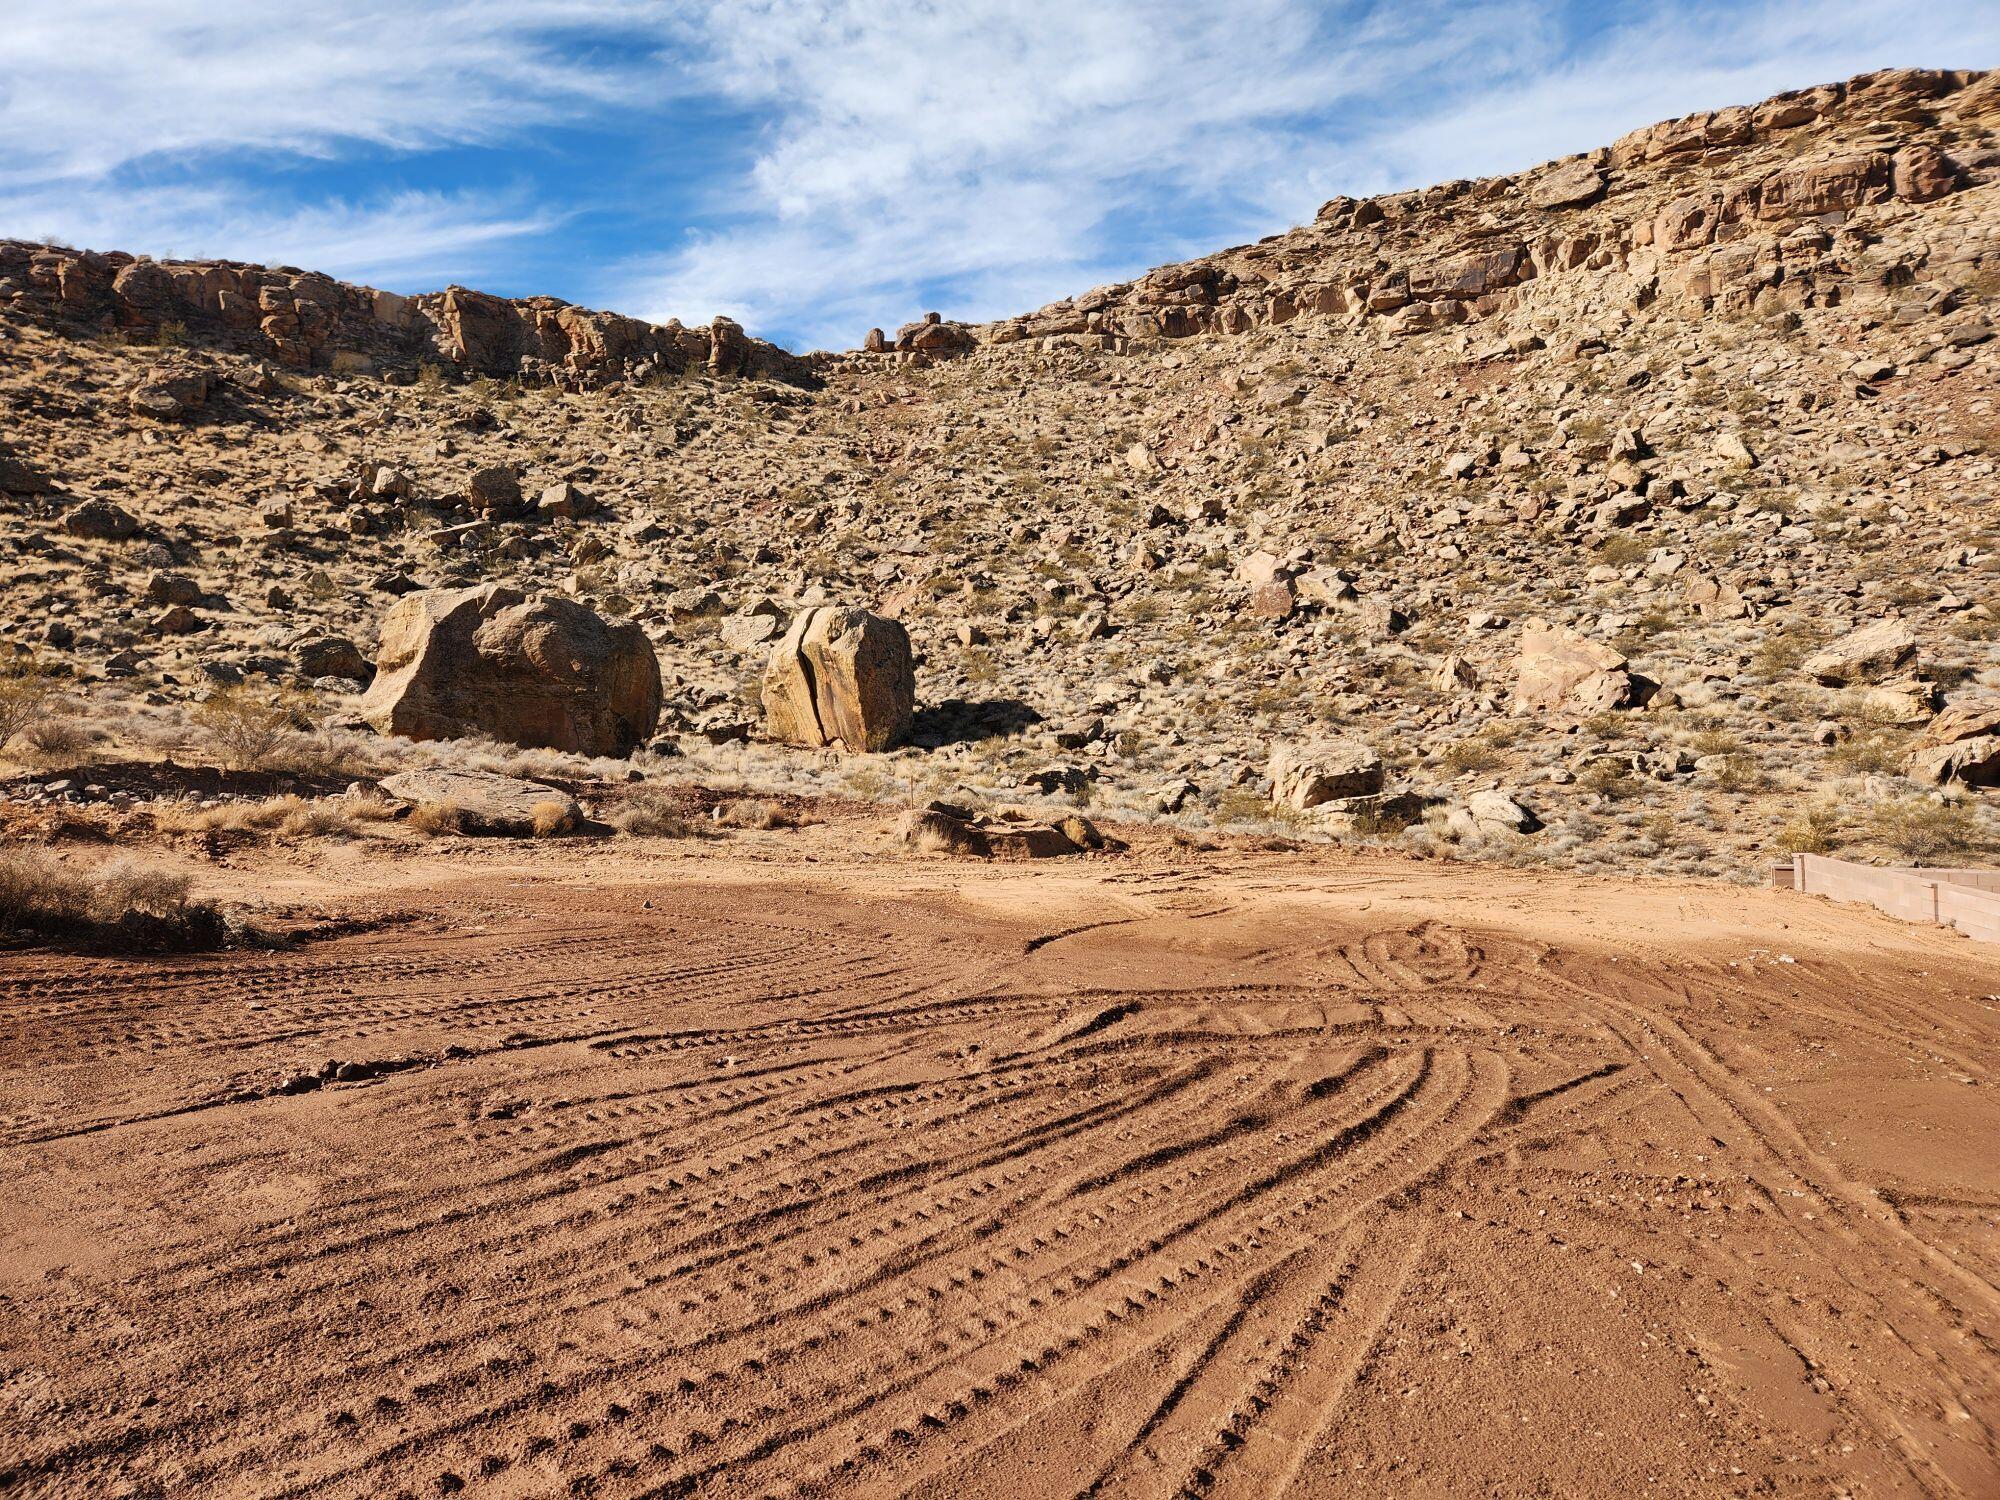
1790,854 -> 2000,944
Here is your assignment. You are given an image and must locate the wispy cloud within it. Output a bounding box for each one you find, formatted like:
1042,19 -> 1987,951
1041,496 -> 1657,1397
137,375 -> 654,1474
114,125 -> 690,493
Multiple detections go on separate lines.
614,0 -> 1548,346
0,2 -> 674,184
0,182 -> 564,288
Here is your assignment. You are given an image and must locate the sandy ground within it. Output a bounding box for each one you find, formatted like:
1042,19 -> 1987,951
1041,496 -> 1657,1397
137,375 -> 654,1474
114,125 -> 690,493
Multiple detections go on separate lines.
4,841 -> 1999,1498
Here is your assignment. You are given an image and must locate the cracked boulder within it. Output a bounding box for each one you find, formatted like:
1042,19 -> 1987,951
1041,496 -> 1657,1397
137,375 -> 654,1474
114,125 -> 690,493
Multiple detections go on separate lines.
1906,696 -> 2000,787
761,605 -> 915,753
1269,738 -> 1384,811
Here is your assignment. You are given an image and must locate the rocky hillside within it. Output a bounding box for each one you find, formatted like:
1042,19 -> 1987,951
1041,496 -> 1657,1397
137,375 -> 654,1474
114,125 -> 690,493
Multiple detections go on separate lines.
3,66 -> 1998,878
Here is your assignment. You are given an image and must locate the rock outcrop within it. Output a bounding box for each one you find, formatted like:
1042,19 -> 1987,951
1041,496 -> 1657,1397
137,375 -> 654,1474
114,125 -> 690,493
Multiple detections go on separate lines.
360,585 -> 661,757
952,68 -> 1993,355
0,243 -> 812,389
1906,698 -> 2000,786
761,606 -> 915,753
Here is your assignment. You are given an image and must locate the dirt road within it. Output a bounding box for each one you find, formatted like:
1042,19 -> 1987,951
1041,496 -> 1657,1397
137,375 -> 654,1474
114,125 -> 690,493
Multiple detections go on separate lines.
4,849 -> 1998,1497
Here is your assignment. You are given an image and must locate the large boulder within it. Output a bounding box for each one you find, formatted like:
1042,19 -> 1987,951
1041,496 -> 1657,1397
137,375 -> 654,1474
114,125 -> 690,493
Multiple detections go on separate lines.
1527,158 -> 1606,210
62,498 -> 139,540
359,584 -> 661,757
1269,739 -> 1384,810
128,368 -> 210,422
761,606 -> 915,753
379,768 -> 579,836
1446,789 -> 1540,839
1906,696 -> 2000,787
1802,617 -> 1917,685
1514,620 -> 1633,714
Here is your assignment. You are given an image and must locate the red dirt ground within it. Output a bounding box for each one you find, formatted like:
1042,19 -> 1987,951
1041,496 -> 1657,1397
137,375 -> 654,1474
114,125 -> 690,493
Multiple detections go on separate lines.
3,845 -> 1998,1497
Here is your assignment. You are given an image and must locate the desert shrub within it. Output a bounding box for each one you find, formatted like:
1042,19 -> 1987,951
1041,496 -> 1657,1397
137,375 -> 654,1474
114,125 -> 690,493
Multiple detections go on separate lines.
1708,755 -> 1762,794
1777,803 -> 1843,855
1593,534 -> 1651,567
193,685 -> 319,770
530,799 -> 575,837
614,789 -> 711,837
408,802 -> 464,836
1438,737 -> 1502,775
1826,732 -> 1904,775
1579,760 -> 1638,800
1869,797 -> 1978,863
0,650 -> 59,751
1750,626 -> 1826,678
19,715 -> 91,768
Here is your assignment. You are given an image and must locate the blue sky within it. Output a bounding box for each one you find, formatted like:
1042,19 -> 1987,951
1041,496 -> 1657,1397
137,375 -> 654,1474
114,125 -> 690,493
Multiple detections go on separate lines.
2,1 -> 1995,351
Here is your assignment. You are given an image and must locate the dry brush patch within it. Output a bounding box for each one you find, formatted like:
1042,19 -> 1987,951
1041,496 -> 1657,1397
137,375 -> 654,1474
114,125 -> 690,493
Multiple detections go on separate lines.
0,849 -> 227,948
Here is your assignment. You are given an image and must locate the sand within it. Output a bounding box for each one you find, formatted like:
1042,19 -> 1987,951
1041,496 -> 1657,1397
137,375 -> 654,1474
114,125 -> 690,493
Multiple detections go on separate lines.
4,846 -> 1998,1497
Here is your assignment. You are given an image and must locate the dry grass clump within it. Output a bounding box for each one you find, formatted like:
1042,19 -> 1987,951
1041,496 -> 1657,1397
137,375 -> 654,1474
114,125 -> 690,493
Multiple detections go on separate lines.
408,802 -> 464,836
614,789 -> 701,838
0,850 -> 223,947
531,799 -> 575,838
155,792 -> 399,840
713,797 -> 805,831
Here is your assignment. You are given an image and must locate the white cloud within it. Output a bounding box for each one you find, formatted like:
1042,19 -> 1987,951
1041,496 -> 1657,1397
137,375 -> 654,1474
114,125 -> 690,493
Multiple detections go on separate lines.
0,1 -> 674,184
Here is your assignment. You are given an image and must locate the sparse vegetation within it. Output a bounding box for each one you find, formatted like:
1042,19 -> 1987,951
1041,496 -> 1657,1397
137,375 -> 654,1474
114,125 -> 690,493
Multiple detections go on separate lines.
192,685 -> 321,771
1869,796 -> 1978,863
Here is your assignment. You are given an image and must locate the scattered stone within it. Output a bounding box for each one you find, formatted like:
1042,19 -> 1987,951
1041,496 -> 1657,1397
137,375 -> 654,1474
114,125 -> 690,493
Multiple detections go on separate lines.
128,368 -> 210,422
62,498 -> 139,540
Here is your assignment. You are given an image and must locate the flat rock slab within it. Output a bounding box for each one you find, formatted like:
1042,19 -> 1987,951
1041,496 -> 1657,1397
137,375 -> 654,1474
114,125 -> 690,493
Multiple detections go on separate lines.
378,768 -> 578,836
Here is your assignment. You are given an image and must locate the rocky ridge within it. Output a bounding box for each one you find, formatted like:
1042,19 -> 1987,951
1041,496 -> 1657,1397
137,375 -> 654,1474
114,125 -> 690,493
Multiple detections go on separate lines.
0,243 -> 810,388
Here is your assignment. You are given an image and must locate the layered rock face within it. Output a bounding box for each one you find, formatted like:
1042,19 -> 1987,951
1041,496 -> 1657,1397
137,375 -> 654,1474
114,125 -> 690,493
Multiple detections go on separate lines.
360,585 -> 662,757
761,607 -> 916,753
941,68 -> 1995,355
0,245 -> 811,389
